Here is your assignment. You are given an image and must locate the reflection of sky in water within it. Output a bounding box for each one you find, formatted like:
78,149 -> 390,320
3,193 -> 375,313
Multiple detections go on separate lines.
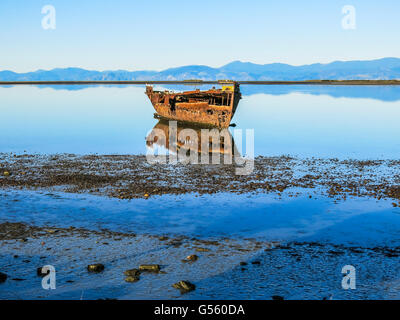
1,189 -> 400,247
1,85 -> 400,158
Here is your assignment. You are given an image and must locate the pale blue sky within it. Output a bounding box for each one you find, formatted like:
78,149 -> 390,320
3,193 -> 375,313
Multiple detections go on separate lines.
0,0 -> 399,72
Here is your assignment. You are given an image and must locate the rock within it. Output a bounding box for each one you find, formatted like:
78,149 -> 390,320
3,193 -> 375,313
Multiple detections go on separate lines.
328,250 -> 345,256
125,275 -> 140,283
124,269 -> 140,277
139,264 -> 160,273
272,295 -> 284,300
264,243 -> 273,250
186,255 -> 198,262
195,247 -> 210,252
37,267 -> 50,277
159,236 -> 169,241
392,203 -> 398,207
349,247 -> 363,254
87,264 -> 105,273
0,272 -> 7,283
172,281 -> 196,294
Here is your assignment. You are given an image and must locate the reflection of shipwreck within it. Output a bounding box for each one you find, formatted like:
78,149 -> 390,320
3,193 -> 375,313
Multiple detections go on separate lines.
146,120 -> 240,157
145,82 -> 241,128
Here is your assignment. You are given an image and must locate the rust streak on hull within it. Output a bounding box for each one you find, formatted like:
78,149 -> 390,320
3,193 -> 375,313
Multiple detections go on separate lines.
145,82 -> 241,128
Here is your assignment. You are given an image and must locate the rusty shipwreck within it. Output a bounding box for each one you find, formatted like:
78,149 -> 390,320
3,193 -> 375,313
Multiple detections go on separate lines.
145,81 -> 241,128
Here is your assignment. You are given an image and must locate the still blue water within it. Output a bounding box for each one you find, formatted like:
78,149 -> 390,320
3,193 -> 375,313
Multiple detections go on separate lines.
1,189 -> 400,248
1,84 -> 400,158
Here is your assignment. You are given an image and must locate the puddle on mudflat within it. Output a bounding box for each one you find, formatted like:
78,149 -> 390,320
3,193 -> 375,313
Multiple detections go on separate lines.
1,189 -> 399,247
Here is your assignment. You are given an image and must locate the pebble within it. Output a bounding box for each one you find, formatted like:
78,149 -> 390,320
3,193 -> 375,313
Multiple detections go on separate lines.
87,264 -> 105,273
172,281 -> 196,294
195,248 -> 210,252
185,254 -> 198,262
139,264 -> 160,272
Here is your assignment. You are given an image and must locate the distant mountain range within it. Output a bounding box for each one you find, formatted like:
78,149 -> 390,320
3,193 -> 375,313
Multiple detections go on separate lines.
1,58 -> 400,81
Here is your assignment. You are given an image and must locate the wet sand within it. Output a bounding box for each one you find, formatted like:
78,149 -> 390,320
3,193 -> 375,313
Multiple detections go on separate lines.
1,153 -> 400,299
0,222 -> 399,300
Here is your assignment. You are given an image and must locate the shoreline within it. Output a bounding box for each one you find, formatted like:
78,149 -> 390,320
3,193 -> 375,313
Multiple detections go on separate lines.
1,80 -> 400,86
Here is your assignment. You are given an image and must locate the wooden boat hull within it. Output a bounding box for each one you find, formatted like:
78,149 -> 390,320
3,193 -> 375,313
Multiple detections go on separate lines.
145,83 -> 241,128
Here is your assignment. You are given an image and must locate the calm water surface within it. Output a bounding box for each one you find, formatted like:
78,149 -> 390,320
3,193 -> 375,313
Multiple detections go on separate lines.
1,84 -> 400,158
1,84 -> 400,244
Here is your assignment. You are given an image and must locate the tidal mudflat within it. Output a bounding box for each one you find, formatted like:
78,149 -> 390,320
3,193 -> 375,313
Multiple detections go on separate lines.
1,85 -> 400,299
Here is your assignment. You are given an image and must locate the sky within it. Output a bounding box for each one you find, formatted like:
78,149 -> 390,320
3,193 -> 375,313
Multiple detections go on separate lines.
0,0 -> 399,72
